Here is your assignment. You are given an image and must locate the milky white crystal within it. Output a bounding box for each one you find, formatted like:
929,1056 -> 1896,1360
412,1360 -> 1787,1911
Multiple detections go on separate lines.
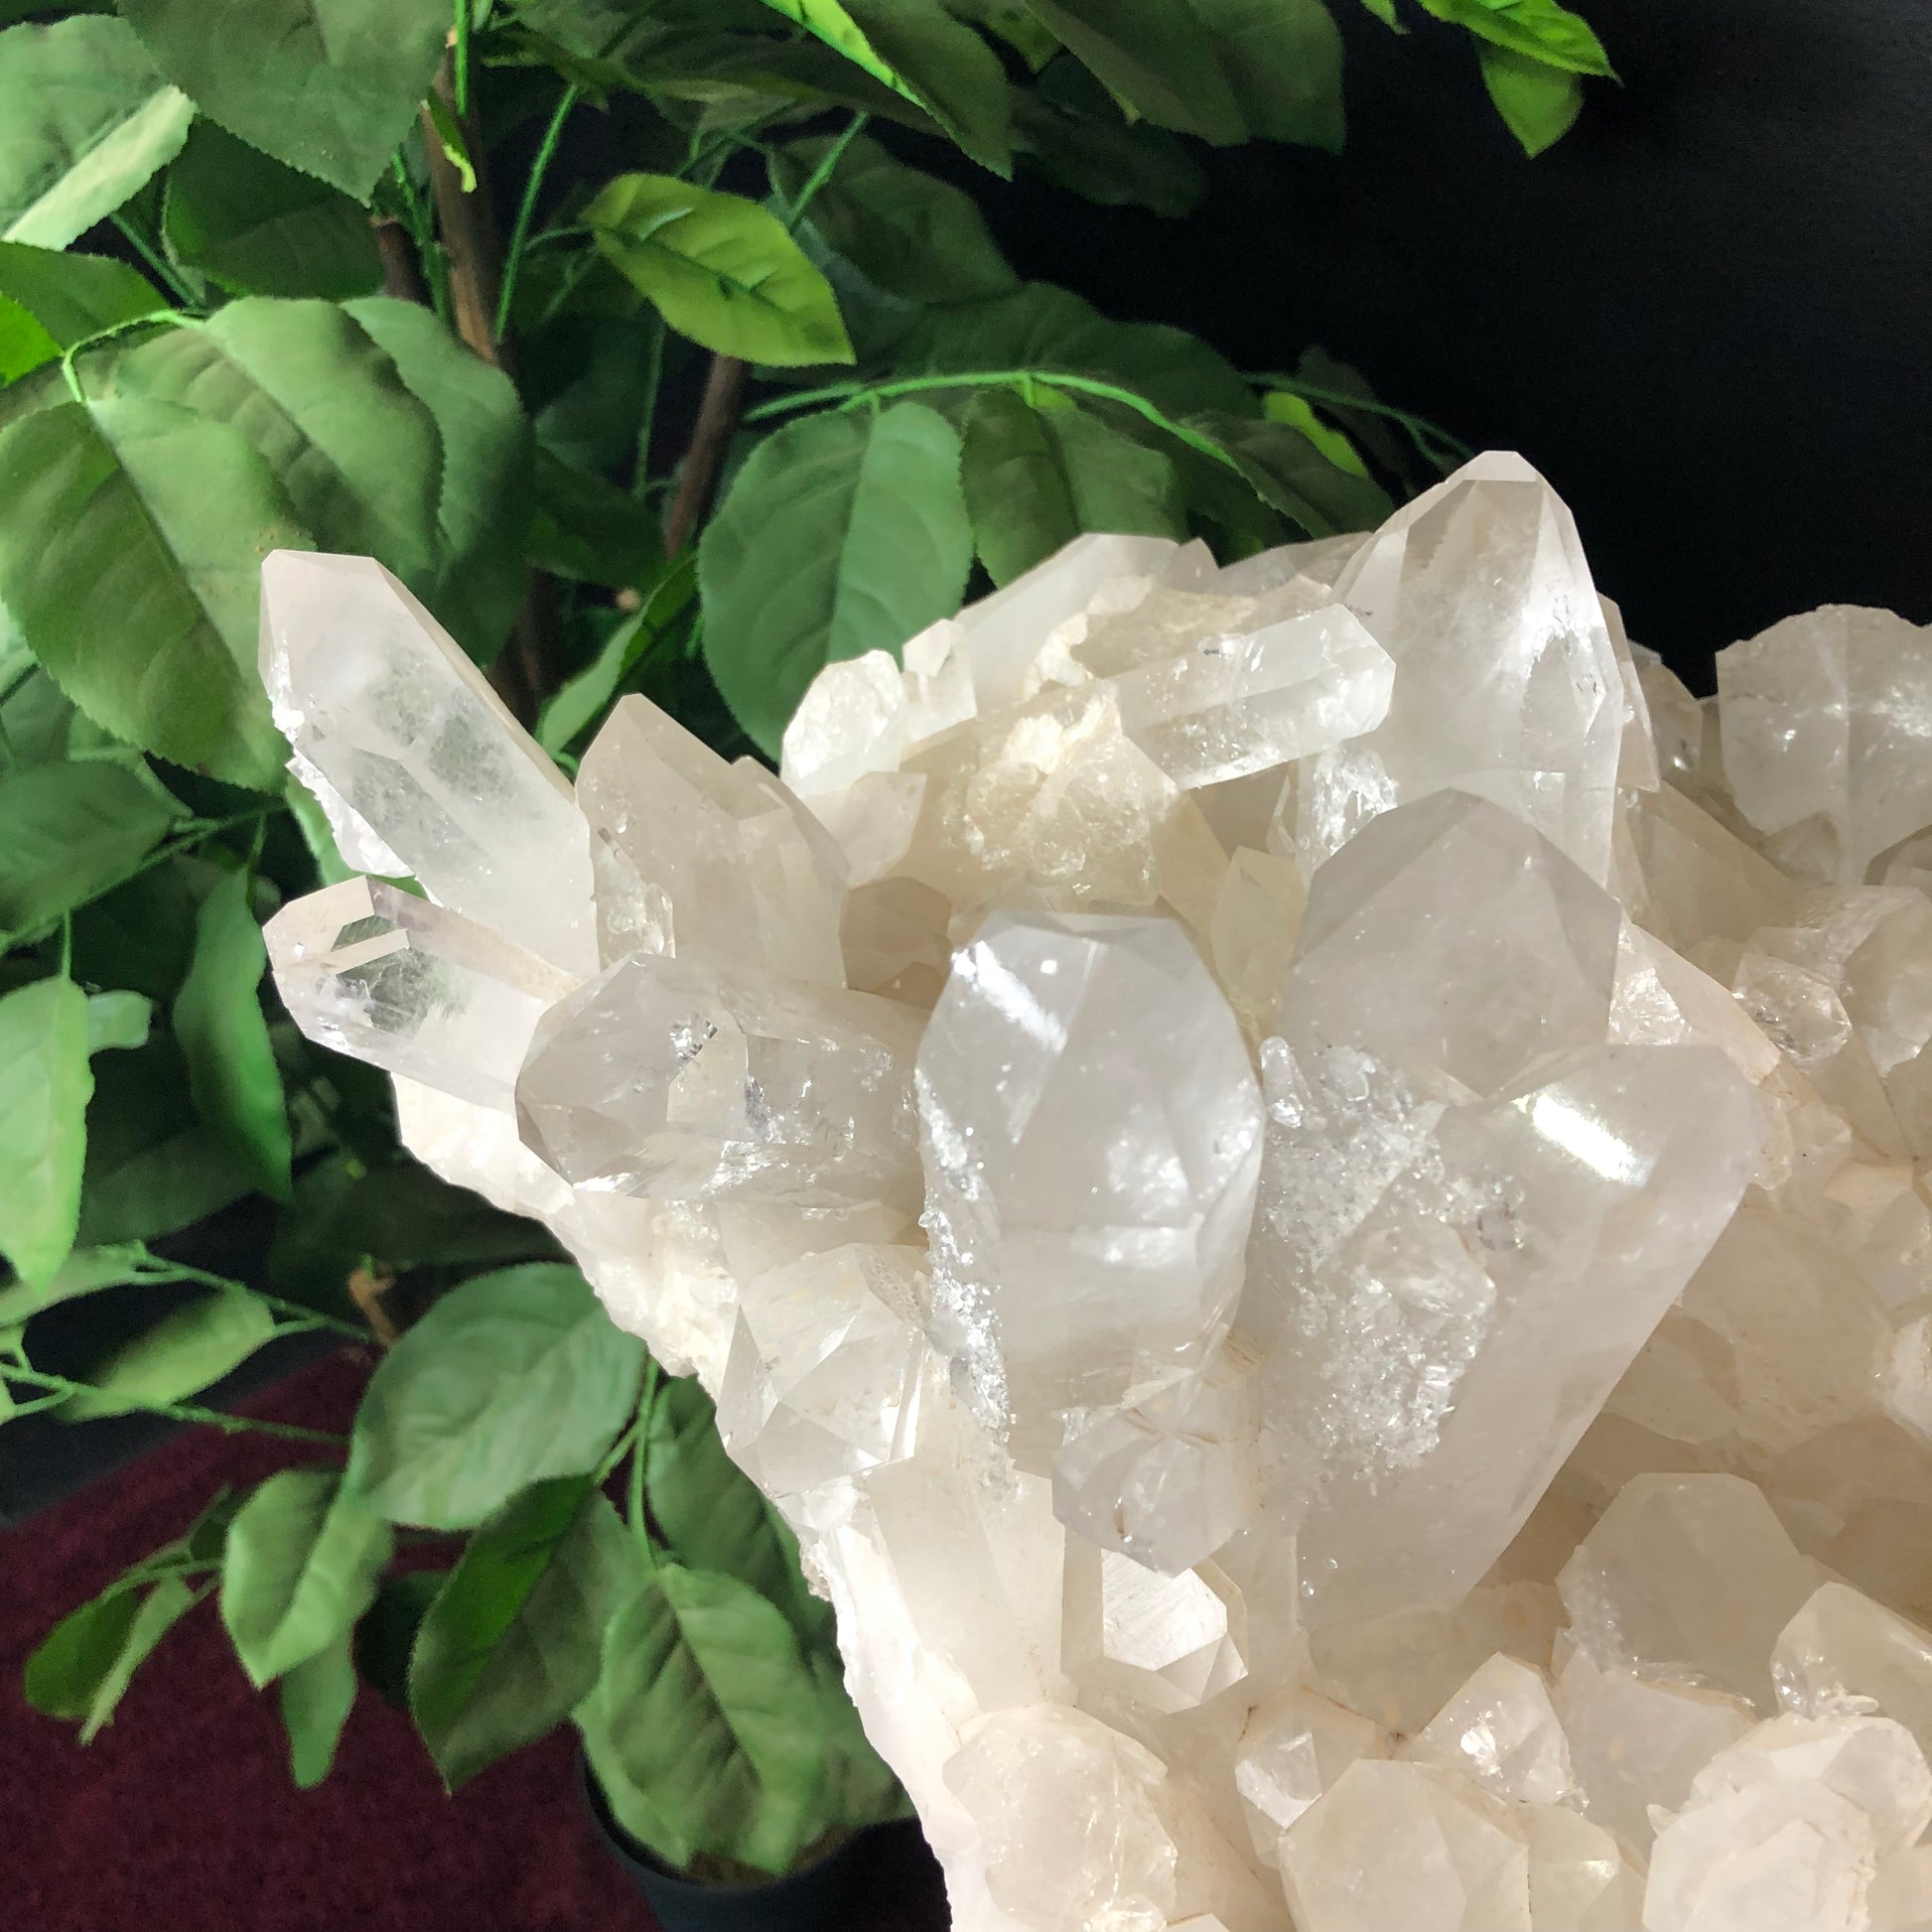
1279,1759 -> 1531,1932
1719,605 -> 1932,886
261,456 -> 1932,1932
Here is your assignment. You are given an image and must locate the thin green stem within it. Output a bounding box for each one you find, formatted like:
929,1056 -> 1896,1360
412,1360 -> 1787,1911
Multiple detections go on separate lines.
453,0 -> 473,116
784,111 -> 869,232
59,912 -> 71,978
2,1366 -> 349,1447
495,80 -> 583,341
110,211 -> 198,307
744,368 -> 1250,475
630,312 -> 668,497
627,1430 -> 647,1546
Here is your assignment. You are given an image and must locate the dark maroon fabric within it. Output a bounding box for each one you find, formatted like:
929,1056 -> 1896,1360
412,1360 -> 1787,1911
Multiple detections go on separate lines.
1,1351 -> 947,1930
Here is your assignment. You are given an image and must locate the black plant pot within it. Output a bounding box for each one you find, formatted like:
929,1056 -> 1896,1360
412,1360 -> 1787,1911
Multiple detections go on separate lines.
577,1754 -> 897,1932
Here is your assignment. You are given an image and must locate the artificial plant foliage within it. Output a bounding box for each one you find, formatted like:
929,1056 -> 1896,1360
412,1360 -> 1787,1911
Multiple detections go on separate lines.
1,0 -> 1585,1878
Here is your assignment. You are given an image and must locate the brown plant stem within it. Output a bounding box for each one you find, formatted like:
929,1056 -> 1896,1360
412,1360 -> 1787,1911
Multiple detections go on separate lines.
371,216 -> 430,306
665,354 -> 750,555
420,60 -> 507,371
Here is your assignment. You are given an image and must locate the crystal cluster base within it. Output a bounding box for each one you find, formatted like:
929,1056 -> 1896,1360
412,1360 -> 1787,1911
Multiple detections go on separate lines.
263,456 -> 1932,1932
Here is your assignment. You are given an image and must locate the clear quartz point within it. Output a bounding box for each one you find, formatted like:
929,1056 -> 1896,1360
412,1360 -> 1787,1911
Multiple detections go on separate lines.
577,694 -> 846,980
515,951 -> 924,1206
259,550 -> 598,976
1300,452 -> 1624,885
915,907 -> 1263,1437
264,875 -> 575,1110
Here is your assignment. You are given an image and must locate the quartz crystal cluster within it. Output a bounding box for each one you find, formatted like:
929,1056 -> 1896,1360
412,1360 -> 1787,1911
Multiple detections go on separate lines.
261,454 -> 1932,1932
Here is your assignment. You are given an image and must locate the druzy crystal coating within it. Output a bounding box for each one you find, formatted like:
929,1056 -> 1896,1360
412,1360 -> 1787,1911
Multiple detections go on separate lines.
264,453 -> 1932,1931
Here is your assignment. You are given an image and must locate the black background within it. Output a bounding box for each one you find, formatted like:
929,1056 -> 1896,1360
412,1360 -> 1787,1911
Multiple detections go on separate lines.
966,0 -> 1932,691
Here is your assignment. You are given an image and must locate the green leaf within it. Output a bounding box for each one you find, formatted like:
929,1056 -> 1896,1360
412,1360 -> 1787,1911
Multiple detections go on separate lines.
775,135 -> 1017,305
355,1568 -> 446,1712
346,1263 -> 645,1530
97,297 -> 446,600
76,1034 -> 257,1246
117,0 -> 451,200
528,450 -> 662,590
68,858 -> 203,1003
221,1466 -> 394,1686
1261,389 -> 1371,477
0,243 -> 164,383
0,976 -> 91,1288
84,991 -> 153,1054
1009,72 -> 1206,218
911,282 -> 1255,419
26,1573 -> 203,1740
645,1377 -> 832,1650
1479,42 -> 1586,153
1417,0 -> 1613,74
698,402 -> 971,758
752,0 -> 1012,168
1189,410 -> 1395,535
808,1647 -> 906,1826
578,1562 -> 828,1874
960,390 -> 1185,585
0,395 -> 309,790
410,1479 -> 629,1790
163,122 -> 383,301
172,866 -> 293,1202
345,297 -> 534,666
280,1628 -> 356,1787
838,0 -> 1013,172
25,1585 -> 143,1720
1020,0 -> 1244,138
60,1284 -> 277,1419
535,553 -> 698,757
0,17 -> 195,249
1355,0 -> 1402,23
268,1155 -> 558,1319
0,760 -> 178,939
585,175 -> 854,369
1018,0 -> 1349,146
949,0 -> 1059,68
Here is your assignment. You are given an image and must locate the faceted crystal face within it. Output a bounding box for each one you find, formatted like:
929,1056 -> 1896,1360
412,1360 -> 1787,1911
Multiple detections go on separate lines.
1095,600 -> 1395,791
1300,452 -> 1625,885
1553,1643 -> 1754,1850
1403,1652 -> 1576,1806
259,551 -> 598,976
1775,1584 -> 1932,1765
1259,1038 -> 1764,1626
1647,1715 -> 1932,1932
1052,1340 -> 1259,1575
1521,1803 -> 1644,1932
715,1242 -> 930,1498
1558,1473 -> 1822,1709
942,1706 -> 1177,1932
1281,789 -> 1623,1099
1719,605 -> 1932,886
1278,1759 -> 1531,1932
265,876 -> 575,1110
578,695 -> 846,980
1063,1545 -> 1249,1716
1234,1686 -> 1383,1858
516,952 -> 924,1206
915,908 -> 1264,1434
